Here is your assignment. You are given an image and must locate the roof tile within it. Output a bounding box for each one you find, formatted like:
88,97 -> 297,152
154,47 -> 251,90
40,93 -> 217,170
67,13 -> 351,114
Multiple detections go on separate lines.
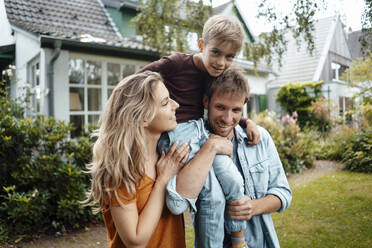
4,0 -> 152,52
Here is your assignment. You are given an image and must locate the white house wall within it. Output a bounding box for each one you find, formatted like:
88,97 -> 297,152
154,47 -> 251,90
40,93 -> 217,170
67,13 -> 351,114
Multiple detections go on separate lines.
12,29 -> 41,99
47,49 -> 70,121
0,1 -> 14,46
246,74 -> 267,95
329,20 -> 352,59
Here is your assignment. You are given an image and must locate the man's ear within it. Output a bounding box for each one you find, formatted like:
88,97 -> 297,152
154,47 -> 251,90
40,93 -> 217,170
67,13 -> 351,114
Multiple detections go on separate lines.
203,95 -> 209,110
198,39 -> 204,52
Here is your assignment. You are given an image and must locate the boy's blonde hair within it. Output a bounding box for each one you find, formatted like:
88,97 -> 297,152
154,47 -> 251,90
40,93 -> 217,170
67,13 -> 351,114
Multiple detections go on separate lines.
202,15 -> 245,50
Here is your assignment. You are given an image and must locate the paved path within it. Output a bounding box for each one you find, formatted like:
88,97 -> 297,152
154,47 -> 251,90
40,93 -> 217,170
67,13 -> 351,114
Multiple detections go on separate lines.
5,160 -> 342,248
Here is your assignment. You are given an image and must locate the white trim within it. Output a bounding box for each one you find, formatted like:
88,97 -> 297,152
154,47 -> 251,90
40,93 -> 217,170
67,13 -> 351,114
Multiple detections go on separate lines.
97,0 -> 123,39
313,16 -> 338,81
234,0 -> 257,41
11,25 -> 39,42
69,52 -> 148,67
67,54 -> 146,133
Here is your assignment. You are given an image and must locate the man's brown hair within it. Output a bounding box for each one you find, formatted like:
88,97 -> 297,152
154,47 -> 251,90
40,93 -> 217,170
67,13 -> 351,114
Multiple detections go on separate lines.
205,67 -> 250,103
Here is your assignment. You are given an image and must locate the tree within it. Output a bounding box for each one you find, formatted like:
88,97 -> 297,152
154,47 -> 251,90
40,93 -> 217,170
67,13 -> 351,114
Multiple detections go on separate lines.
342,51 -> 372,103
132,0 -> 212,56
132,0 -> 325,67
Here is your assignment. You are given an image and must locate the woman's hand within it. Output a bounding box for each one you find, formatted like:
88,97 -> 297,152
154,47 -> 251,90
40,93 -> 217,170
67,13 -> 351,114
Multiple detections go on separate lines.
156,141 -> 189,185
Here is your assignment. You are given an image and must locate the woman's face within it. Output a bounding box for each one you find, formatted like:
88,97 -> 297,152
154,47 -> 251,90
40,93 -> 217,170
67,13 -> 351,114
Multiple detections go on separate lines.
145,81 -> 179,135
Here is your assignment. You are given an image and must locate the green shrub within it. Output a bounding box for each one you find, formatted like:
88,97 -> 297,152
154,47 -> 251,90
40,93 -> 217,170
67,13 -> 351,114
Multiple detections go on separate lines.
307,96 -> 334,132
254,111 -> 315,173
276,81 -> 323,129
0,88 -> 99,239
313,124 -> 357,161
343,128 -> 372,173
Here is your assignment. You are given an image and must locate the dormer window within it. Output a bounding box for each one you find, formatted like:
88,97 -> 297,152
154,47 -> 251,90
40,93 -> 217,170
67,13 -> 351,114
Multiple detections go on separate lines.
331,62 -> 348,81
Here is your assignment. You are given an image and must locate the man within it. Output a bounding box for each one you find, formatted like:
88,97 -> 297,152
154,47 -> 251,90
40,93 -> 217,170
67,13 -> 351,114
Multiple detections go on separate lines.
160,67 -> 292,247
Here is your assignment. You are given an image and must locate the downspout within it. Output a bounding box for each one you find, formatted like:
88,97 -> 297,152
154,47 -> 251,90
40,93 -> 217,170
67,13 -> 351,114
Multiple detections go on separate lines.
47,40 -> 62,117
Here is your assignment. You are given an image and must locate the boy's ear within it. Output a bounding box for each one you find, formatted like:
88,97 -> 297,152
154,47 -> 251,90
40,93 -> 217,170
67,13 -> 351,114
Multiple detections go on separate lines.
202,95 -> 209,110
198,39 -> 204,52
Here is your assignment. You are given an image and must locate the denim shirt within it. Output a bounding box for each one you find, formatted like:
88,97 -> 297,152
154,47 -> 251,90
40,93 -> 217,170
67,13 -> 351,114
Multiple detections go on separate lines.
163,119 -> 292,248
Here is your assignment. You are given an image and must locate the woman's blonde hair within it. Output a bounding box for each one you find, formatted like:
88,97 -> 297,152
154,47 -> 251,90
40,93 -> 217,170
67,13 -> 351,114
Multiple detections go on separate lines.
84,71 -> 163,213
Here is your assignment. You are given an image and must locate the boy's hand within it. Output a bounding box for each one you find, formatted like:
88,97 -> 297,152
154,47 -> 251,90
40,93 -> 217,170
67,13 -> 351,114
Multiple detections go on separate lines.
206,134 -> 233,158
246,119 -> 260,146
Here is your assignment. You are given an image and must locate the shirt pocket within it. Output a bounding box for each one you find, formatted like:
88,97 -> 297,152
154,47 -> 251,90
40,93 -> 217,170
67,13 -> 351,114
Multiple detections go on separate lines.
249,159 -> 269,198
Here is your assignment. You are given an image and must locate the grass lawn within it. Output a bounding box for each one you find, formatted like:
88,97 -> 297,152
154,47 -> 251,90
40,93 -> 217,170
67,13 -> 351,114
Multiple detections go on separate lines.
186,171 -> 372,248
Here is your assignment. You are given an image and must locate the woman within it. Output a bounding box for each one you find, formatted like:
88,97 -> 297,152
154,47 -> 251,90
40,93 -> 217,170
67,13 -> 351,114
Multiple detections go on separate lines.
84,71 -> 189,247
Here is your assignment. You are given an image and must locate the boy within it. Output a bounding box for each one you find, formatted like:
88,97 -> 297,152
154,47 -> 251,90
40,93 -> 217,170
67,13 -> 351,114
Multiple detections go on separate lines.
139,15 -> 259,144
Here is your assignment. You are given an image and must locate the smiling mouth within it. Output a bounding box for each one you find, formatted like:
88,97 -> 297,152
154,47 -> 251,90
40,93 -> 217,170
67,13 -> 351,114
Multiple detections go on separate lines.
216,124 -> 232,131
212,66 -> 223,72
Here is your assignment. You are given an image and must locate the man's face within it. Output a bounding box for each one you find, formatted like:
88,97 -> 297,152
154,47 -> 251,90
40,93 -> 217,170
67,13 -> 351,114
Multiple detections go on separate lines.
203,91 -> 245,140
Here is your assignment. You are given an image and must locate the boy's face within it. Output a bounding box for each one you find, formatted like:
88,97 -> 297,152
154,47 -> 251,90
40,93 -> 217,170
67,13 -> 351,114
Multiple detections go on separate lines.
198,39 -> 240,77
203,91 -> 245,140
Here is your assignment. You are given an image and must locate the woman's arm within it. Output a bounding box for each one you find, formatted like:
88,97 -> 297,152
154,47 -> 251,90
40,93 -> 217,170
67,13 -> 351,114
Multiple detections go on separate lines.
111,179 -> 168,247
111,142 -> 189,247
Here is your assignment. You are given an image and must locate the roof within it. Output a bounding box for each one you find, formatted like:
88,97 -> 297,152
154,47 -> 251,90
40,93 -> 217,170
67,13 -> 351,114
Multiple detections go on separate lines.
347,30 -> 363,59
273,16 -> 348,86
212,0 -> 254,43
214,0 -> 232,15
347,30 -> 372,59
4,0 -> 155,54
102,0 -> 139,10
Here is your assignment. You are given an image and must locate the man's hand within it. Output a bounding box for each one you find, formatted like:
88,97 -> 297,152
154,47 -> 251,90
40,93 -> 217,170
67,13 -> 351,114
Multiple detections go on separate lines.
246,119 -> 260,146
227,196 -> 256,220
228,194 -> 282,220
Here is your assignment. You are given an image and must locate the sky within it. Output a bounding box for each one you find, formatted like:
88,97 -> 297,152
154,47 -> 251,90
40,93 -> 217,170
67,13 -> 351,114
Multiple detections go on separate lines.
211,0 -> 366,36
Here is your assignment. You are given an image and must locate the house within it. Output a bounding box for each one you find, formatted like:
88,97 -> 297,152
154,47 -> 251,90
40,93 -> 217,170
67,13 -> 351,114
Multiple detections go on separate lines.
0,0 -> 273,137
267,16 -> 358,118
0,0 -> 159,136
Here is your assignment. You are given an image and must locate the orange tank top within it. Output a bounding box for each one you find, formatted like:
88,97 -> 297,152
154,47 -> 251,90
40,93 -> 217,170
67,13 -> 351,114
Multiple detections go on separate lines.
103,175 -> 185,248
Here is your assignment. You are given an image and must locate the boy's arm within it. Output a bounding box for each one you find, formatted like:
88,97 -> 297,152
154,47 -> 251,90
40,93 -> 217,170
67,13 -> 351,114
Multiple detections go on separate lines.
239,118 -> 260,145
176,134 -> 232,199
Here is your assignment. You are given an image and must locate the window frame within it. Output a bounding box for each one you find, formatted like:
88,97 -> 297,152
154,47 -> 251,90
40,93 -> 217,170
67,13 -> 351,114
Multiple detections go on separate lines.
68,55 -> 143,136
27,56 -> 41,117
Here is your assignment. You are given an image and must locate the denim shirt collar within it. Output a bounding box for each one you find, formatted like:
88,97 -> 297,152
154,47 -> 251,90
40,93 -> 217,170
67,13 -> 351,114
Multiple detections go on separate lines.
234,124 -> 249,145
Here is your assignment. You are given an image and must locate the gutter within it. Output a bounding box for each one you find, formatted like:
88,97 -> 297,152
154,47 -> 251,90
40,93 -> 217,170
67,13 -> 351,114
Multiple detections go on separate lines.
47,40 -> 62,117
40,36 -> 159,61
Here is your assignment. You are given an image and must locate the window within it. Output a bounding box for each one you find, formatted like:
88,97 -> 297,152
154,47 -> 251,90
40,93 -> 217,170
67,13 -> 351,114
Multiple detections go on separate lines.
339,96 -> 353,119
28,59 -> 41,116
69,59 -> 102,137
247,94 -> 267,115
69,58 -> 138,137
331,62 -> 348,81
